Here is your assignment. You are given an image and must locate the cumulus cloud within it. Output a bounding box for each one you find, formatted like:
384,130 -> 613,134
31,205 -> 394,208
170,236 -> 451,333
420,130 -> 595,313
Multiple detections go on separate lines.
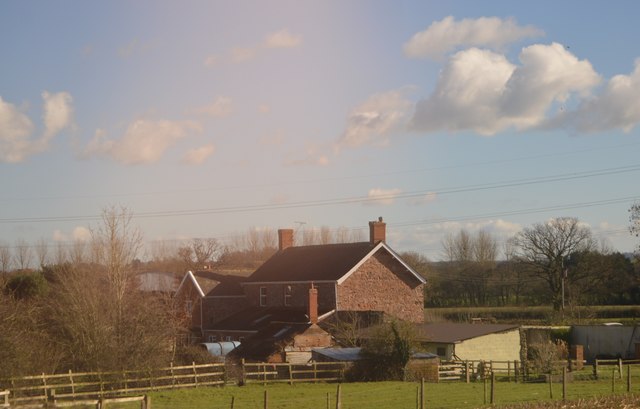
364,188 -> 403,206
411,43 -> 600,135
42,91 -> 74,139
337,90 -> 413,150
83,119 -> 201,164
0,91 -> 73,163
562,59 -> 640,132
265,29 -> 302,48
182,144 -> 215,165
404,16 -> 543,60
52,226 -> 91,242
0,97 -> 35,163
196,96 -> 233,118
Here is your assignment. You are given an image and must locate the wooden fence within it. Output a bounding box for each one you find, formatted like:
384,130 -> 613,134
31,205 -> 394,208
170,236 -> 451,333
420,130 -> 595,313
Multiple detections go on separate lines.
438,359 -> 586,383
241,360 -> 349,385
1,363 -> 224,405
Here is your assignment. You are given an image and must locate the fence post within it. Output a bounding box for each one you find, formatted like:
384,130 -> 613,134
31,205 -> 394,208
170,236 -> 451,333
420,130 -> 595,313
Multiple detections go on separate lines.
627,364 -> 631,393
230,396 -> 235,409
264,390 -> 268,409
69,369 -> 76,397
618,358 -> 623,380
548,372 -> 553,400
144,394 -> 151,409
483,377 -> 487,405
420,378 -> 424,409
490,372 -> 495,405
335,384 -> 342,409
562,367 -> 567,401
192,362 -> 198,387
288,363 -> 293,386
465,361 -> 470,384
241,359 -> 246,385
100,397 -> 106,409
514,361 -> 519,384
612,368 -> 616,393
327,392 -> 330,409
593,360 -> 599,379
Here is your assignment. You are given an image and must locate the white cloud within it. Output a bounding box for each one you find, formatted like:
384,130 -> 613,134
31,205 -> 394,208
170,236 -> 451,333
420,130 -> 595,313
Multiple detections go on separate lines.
0,96 -> 35,163
408,192 -> 437,206
0,91 -> 73,163
404,16 -> 543,60
196,96 -> 233,118
182,144 -> 215,165
364,188 -> 402,206
565,59 -> 640,132
265,29 -> 302,48
83,119 -> 201,164
411,43 -> 600,135
72,226 -> 91,241
231,47 -> 257,63
337,89 -> 413,150
42,91 -> 74,139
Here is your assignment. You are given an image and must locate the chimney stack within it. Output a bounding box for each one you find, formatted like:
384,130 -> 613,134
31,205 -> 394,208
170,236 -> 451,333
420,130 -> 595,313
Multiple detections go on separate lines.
369,217 -> 386,244
308,285 -> 318,325
278,229 -> 294,251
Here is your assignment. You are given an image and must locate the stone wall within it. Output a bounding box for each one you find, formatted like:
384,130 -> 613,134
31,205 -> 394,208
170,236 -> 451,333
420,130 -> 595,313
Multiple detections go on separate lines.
337,250 -> 424,323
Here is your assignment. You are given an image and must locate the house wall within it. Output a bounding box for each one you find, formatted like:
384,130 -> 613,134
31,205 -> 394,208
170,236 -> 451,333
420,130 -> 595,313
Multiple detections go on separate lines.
202,296 -> 247,327
337,250 -> 424,323
421,343 -> 454,360
243,282 -> 336,311
174,281 -> 203,330
453,329 -> 521,362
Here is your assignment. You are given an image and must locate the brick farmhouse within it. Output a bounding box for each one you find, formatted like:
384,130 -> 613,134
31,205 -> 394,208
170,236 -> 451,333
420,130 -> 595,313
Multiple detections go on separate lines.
176,218 -> 426,362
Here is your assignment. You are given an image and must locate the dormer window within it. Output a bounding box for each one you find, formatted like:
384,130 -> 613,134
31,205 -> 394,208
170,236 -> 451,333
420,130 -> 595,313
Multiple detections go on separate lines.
259,286 -> 267,306
284,285 -> 292,306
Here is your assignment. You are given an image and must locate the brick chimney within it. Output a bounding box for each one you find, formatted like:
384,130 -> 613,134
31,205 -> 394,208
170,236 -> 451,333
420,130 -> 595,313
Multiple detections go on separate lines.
308,285 -> 318,325
278,229 -> 294,251
369,217 -> 386,244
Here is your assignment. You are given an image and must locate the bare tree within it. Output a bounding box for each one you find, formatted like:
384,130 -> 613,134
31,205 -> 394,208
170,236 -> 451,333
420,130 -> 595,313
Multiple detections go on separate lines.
69,239 -> 87,265
319,226 -> 332,244
35,238 -> 49,268
259,228 -> 277,251
335,227 -> 350,243
512,217 -> 596,310
90,205 -> 143,315
54,242 -> 68,265
14,239 -> 32,270
0,242 -> 12,272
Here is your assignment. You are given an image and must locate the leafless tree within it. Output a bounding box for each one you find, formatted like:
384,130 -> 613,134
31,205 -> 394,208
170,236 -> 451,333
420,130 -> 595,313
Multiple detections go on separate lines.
319,226 -> 332,244
14,239 -> 32,270
260,228 -> 277,251
54,242 -> 68,265
302,228 -> 318,245
0,242 -> 12,272
90,205 -> 143,316
335,227 -> 350,243
34,238 -> 49,268
512,217 -> 596,310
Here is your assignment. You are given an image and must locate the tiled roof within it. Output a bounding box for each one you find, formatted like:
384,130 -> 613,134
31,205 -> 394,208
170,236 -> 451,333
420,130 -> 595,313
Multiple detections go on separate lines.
208,306 -> 322,332
415,323 -> 520,344
247,242 -> 377,282
230,322 -> 311,361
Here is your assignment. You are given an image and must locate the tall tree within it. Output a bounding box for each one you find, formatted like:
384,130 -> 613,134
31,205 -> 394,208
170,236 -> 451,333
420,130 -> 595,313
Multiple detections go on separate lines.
512,217 -> 596,310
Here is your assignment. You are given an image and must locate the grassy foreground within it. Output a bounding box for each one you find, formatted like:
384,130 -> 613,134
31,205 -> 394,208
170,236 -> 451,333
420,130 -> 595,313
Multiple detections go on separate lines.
98,378 -> 640,409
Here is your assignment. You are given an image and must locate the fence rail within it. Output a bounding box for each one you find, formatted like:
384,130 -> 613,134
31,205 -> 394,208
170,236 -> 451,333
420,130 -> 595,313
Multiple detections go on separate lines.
437,359 -> 586,383
241,361 -> 349,385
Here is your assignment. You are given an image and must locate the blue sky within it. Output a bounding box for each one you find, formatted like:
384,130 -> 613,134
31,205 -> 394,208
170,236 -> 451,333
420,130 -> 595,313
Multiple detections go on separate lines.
2,1 -> 640,262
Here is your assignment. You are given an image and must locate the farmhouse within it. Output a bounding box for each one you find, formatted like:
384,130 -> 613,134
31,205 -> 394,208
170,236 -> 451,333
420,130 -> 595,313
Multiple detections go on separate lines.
178,218 -> 427,362
416,323 -> 522,362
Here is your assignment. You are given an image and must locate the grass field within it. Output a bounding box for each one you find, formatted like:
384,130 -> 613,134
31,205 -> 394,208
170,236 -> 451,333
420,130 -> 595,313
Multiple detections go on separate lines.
91,376 -> 640,409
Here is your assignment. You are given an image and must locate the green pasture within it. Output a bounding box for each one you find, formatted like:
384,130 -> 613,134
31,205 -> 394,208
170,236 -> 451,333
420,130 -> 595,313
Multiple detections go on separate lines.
94,376 -> 640,409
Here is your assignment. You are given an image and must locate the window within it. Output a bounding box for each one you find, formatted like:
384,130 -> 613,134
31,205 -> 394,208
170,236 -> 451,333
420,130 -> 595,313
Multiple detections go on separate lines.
208,335 -> 217,342
259,287 -> 267,306
284,285 -> 292,306
436,347 -> 446,357
225,336 -> 232,342
185,300 -> 193,314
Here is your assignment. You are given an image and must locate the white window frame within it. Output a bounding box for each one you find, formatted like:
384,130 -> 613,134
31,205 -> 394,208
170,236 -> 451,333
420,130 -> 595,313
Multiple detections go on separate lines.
284,285 -> 292,306
259,286 -> 267,306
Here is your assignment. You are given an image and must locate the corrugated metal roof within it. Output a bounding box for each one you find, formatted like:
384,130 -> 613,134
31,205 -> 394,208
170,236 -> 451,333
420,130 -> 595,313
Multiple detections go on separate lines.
415,323 -> 520,344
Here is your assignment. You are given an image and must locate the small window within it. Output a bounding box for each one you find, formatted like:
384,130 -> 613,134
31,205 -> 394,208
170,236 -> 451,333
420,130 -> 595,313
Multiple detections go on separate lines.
437,347 -> 446,357
284,285 -> 292,306
185,300 -> 193,314
259,287 -> 267,306
208,335 -> 217,342
225,336 -> 232,342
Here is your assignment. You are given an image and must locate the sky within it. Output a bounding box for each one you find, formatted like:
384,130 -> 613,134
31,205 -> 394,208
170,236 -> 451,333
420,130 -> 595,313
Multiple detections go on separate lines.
2,0 -> 640,263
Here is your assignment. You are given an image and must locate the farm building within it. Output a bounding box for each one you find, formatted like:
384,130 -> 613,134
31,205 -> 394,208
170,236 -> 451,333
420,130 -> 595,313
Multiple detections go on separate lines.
178,218 -> 427,362
416,323 -> 521,362
571,324 -> 640,361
